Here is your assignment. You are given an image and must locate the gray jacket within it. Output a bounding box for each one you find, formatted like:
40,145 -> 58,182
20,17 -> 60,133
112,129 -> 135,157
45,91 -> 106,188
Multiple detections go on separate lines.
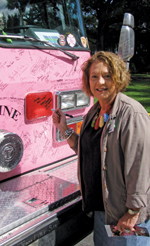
72,92 -> 150,225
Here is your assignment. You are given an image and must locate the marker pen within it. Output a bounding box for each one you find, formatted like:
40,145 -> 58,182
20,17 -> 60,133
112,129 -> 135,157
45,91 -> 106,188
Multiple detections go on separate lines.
51,109 -> 73,118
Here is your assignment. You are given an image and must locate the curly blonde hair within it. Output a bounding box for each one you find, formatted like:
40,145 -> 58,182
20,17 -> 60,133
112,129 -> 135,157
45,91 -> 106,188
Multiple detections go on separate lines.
81,51 -> 131,97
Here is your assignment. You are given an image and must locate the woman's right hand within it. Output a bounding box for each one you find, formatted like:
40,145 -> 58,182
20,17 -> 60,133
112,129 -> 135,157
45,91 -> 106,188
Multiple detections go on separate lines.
52,108 -> 69,133
52,108 -> 78,152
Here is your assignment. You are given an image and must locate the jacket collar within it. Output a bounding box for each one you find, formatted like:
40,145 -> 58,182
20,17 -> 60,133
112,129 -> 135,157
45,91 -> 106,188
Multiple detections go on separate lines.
110,92 -> 121,119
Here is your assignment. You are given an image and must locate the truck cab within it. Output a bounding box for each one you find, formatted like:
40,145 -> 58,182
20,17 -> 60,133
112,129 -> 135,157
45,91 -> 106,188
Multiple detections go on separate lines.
0,0 -> 134,244
0,0 -> 93,245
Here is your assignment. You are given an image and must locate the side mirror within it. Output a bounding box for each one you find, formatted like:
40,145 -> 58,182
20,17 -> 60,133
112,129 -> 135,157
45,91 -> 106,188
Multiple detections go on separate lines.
118,13 -> 135,69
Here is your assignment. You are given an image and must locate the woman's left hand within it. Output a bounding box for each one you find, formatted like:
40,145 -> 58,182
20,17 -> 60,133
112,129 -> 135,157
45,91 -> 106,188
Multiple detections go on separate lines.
116,211 -> 140,232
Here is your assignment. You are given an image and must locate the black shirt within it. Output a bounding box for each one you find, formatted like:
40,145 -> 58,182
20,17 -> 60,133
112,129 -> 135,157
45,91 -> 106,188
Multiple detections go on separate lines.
80,120 -> 104,211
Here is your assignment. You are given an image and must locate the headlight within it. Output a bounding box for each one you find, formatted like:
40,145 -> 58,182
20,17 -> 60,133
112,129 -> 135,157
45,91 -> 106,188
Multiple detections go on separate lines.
76,91 -> 90,107
60,94 -> 75,110
57,90 -> 90,111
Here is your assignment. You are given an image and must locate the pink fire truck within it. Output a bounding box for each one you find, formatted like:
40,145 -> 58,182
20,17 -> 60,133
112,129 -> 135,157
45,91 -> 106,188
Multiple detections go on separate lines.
0,0 -> 134,244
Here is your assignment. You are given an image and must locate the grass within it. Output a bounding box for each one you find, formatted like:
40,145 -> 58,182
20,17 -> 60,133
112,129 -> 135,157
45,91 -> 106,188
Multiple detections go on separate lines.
124,80 -> 150,113
94,79 -> 150,113
132,74 -> 150,78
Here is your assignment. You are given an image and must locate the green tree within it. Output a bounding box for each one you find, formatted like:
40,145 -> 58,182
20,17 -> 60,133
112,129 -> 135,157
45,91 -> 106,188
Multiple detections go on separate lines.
81,0 -> 150,72
81,0 -> 127,53
7,0 -> 28,13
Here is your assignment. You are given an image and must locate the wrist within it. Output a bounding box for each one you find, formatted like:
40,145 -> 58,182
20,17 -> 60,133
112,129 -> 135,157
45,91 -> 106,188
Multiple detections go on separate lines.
61,127 -> 74,140
60,126 -> 70,134
59,123 -> 69,134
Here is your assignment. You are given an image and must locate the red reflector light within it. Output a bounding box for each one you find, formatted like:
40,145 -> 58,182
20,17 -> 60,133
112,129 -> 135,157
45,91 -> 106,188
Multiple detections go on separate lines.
25,92 -> 53,120
68,123 -> 76,132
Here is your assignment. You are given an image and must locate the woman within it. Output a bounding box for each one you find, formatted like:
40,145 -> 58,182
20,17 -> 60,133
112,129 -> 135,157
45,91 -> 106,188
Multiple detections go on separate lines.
53,51 -> 150,245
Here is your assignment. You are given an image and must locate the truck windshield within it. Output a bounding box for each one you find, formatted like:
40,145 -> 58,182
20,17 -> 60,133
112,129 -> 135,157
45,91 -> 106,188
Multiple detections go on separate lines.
0,0 -> 88,49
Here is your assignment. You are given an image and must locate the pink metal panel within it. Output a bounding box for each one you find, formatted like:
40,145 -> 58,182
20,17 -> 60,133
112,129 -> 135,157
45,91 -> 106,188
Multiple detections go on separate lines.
0,48 -> 92,180
0,158 -> 79,236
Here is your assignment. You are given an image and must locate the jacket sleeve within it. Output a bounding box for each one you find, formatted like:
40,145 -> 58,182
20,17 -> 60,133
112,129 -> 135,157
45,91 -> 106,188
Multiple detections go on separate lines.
121,110 -> 150,208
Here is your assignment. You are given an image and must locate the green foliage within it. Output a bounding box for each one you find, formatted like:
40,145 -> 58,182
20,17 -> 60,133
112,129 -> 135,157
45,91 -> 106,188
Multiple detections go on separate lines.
81,0 -> 127,52
7,0 -> 28,12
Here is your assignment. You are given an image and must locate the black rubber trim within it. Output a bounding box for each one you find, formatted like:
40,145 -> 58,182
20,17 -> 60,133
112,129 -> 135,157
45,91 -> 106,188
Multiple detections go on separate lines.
48,190 -> 81,211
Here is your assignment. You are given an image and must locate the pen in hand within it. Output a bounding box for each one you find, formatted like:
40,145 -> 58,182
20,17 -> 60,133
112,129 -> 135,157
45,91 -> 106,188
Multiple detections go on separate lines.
51,109 -> 73,118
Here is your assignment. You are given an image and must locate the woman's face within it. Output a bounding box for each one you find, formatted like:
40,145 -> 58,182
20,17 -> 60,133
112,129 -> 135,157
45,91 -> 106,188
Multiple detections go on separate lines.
89,61 -> 117,105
